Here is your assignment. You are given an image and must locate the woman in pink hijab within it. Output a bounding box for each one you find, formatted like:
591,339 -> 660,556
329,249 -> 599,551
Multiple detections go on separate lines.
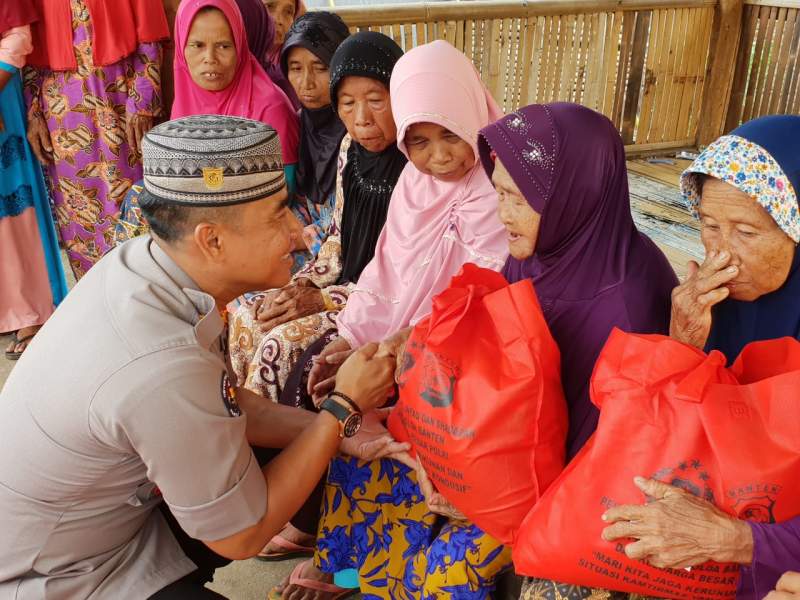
305,39 -> 509,403
272,40 -> 510,600
172,0 -> 299,184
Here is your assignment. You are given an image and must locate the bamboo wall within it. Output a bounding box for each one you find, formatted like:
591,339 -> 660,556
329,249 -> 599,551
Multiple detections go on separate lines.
725,0 -> 800,130
331,0 -> 716,149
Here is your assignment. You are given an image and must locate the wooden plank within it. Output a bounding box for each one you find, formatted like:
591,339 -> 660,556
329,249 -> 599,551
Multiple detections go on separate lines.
660,8 -> 688,140
559,14 -> 577,100
674,9 -> 704,140
541,15 -> 559,102
583,12 -> 604,110
756,7 -> 787,116
782,10 -> 800,111
519,16 -> 537,106
745,0 -> 800,7
486,18 -> 504,102
602,11 -> 624,117
686,7 -> 715,138
455,19 -> 466,52
573,12 -> 589,104
647,8 -> 678,141
527,16 -> 547,103
743,6 -> 776,122
725,4 -> 759,129
637,8 -> 667,142
612,11 -> 636,127
622,10 -> 652,143
773,8 -> 799,112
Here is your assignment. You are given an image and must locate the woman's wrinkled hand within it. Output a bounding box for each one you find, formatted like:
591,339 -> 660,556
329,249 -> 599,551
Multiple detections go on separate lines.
766,572 -> 800,600
339,407 -> 413,463
379,327 -> 413,383
309,336 -> 353,406
27,113 -> 53,164
601,477 -> 754,569
255,285 -> 325,332
670,250 -> 738,349
416,463 -> 468,522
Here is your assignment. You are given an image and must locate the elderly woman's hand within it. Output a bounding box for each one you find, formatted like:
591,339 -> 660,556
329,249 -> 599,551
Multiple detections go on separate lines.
601,477 -> 753,569
670,250 -> 739,349
766,572 -> 800,600
378,327 -> 413,383
416,463 -> 468,522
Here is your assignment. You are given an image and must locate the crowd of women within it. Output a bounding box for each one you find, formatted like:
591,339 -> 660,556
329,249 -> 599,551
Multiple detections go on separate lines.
3,0 -> 800,599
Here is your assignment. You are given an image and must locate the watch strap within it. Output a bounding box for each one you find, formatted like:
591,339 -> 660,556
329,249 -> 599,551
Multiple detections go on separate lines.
320,397 -> 351,422
328,391 -> 361,415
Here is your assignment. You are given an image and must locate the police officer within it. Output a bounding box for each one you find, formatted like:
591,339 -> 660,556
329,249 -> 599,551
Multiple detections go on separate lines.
0,116 -> 404,599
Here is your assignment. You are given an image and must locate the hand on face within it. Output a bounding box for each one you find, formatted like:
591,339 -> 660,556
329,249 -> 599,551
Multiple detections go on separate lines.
601,477 -> 754,569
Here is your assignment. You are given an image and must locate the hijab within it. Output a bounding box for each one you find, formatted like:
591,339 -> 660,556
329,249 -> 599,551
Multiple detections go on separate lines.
680,115 -> 800,363
172,0 -> 299,164
479,102 -> 678,460
281,12 -> 350,205
336,40 -> 508,349
28,0 -> 169,70
327,32 -> 408,284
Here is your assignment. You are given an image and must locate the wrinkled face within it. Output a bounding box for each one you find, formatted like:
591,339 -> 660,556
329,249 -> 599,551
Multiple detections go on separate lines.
185,8 -> 237,92
698,176 -> 796,301
265,0 -> 296,47
287,47 -> 331,110
220,189 -> 300,291
404,122 -> 475,183
337,76 -> 396,153
492,158 -> 541,260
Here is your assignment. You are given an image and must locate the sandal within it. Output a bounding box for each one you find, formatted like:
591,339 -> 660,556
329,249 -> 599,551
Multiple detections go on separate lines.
256,533 -> 315,562
5,329 -> 37,361
266,560 -> 357,600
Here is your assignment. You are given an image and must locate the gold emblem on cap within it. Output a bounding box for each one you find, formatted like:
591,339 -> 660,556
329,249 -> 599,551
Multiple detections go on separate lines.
203,167 -> 225,190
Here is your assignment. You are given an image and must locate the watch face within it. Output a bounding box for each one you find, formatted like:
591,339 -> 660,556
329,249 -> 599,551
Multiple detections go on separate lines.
343,412 -> 363,438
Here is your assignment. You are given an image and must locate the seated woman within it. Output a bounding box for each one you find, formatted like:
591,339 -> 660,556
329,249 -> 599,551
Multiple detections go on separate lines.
599,115 -> 800,600
228,31 -> 406,405
272,39 -> 510,600
114,0 -> 300,243
225,31 -> 406,560
281,12 -> 351,266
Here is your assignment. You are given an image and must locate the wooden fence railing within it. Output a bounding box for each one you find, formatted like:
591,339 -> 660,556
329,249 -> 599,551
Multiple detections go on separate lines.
724,0 -> 800,131
331,0 -> 717,151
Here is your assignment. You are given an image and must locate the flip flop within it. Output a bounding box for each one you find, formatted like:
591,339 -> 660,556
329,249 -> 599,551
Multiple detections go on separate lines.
255,534 -> 315,562
5,330 -> 36,361
266,560 -> 357,600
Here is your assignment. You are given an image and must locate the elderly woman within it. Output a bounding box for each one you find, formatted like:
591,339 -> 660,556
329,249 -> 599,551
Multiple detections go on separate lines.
601,115 -> 800,600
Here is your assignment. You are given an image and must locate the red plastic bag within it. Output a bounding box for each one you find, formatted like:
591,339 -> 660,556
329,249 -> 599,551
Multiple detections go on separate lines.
514,329 -> 800,600
387,264 -> 567,545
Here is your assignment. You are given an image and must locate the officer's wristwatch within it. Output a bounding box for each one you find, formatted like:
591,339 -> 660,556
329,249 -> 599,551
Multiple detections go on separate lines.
320,392 -> 363,438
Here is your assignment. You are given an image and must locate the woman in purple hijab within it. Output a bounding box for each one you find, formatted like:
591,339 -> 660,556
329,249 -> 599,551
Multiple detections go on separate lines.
478,102 -> 678,462
233,0 -> 301,110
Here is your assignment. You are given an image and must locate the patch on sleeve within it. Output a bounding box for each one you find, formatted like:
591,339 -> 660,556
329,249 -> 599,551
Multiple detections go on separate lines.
220,373 -> 242,417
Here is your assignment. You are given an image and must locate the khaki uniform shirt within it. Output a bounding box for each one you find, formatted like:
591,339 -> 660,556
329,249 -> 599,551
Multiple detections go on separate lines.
0,237 -> 267,599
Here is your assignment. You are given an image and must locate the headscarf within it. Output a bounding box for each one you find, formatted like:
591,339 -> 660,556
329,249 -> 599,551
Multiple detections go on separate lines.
336,40 -> 508,348
1,0 -> 38,35
280,12 -> 350,205
172,0 -> 299,164
328,31 -> 407,283
680,115 -> 800,363
27,0 -> 169,70
479,102 -> 678,460
233,0 -> 300,110
260,0 -> 304,109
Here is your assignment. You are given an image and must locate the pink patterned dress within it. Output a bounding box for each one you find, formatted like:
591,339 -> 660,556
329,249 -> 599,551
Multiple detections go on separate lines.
24,0 -> 162,279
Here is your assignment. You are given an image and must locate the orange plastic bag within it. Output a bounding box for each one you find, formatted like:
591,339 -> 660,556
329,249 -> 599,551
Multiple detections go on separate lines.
387,264 -> 568,545
514,329 -> 800,600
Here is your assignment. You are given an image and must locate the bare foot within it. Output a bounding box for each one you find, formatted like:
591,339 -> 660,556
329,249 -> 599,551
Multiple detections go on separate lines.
260,523 -> 315,556
5,325 -> 41,357
270,560 -> 346,600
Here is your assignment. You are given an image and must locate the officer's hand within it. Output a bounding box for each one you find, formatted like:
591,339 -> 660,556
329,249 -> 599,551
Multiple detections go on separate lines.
334,342 -> 395,413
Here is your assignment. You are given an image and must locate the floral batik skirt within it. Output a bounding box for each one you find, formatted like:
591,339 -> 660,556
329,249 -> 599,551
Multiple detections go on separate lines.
315,456 -> 512,599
